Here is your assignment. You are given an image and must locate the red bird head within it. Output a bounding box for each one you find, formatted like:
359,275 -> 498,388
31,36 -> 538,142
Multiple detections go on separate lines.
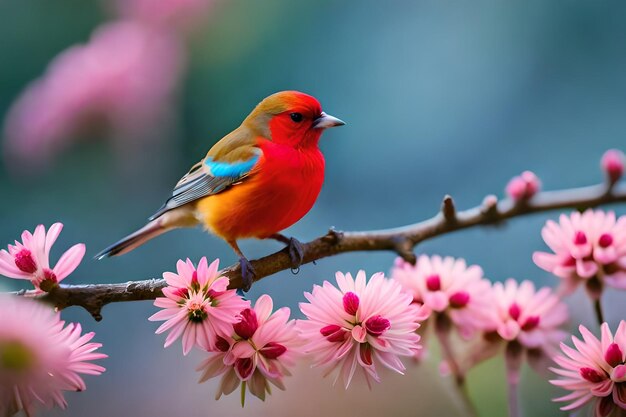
244,91 -> 345,148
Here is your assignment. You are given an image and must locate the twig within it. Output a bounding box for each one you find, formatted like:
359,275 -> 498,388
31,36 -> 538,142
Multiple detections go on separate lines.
12,182 -> 626,320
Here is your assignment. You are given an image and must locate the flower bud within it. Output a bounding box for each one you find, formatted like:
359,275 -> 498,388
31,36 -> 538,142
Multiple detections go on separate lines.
506,171 -> 541,201
601,149 -> 624,186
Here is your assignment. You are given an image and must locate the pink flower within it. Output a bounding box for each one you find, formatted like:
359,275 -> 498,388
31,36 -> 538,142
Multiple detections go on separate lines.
3,21 -> 184,173
447,279 -> 568,380
601,149 -> 625,185
550,321 -> 626,417
391,255 -> 496,338
505,170 -> 541,201
491,279 -> 568,352
533,210 -> 626,297
197,295 -> 300,404
298,271 -> 422,389
115,0 -> 212,32
0,223 -> 85,291
0,295 -> 106,416
149,257 -> 249,355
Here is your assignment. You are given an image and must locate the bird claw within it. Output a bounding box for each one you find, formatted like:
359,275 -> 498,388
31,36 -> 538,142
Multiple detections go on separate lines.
286,237 -> 305,270
239,257 -> 256,292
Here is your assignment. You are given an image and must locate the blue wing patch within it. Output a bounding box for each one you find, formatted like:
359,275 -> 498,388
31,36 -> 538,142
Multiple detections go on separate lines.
148,153 -> 261,220
205,154 -> 259,178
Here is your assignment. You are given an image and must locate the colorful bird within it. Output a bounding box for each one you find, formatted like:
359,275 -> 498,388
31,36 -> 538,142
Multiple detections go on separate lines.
96,91 -> 344,291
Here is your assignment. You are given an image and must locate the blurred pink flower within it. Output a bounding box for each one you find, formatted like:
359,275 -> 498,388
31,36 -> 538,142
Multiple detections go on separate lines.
115,0 -> 212,32
0,222 -> 85,291
448,279 -> 568,379
149,257 -> 249,355
533,210 -> 626,297
0,295 -> 106,416
197,295 -> 300,404
491,279 -> 568,352
299,271 -> 422,389
551,321 -> 626,417
391,255 -> 496,339
3,21 -> 184,172
601,149 -> 625,185
505,170 -> 541,201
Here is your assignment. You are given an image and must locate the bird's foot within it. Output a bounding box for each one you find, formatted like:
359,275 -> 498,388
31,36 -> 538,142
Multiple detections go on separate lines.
286,237 -> 305,272
239,257 -> 256,292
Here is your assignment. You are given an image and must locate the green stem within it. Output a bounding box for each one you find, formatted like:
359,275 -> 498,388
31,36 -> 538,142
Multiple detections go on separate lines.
240,381 -> 246,407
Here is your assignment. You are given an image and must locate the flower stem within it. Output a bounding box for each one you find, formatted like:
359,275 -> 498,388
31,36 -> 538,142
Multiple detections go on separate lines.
506,376 -> 519,417
594,298 -> 605,326
505,342 -> 523,417
585,277 -> 604,326
434,314 -> 477,417
240,381 -> 246,407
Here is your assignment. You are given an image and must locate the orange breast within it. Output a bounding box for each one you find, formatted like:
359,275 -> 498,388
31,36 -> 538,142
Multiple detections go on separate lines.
195,144 -> 325,241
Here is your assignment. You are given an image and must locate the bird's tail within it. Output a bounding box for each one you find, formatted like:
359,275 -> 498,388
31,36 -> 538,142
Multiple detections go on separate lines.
95,219 -> 169,260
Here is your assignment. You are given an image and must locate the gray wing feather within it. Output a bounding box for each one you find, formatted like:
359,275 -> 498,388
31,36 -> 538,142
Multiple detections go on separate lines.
148,160 -> 254,221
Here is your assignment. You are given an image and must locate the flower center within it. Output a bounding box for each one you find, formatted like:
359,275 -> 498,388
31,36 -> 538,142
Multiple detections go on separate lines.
573,231 -> 587,245
598,233 -> 614,248
426,274 -> 441,291
187,302 -> 207,323
38,269 -> 58,292
14,249 -> 37,274
521,316 -> 540,331
449,291 -> 470,308
0,340 -> 35,372
508,303 -> 521,321
562,256 -> 576,267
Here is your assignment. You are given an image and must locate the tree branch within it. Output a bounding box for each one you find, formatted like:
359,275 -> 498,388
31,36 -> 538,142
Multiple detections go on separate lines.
18,182 -> 626,320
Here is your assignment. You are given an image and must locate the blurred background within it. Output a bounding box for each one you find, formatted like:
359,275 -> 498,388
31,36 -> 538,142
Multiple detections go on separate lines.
1,0 -> 626,416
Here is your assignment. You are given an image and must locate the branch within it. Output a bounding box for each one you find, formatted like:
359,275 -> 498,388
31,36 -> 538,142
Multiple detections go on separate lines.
20,182 -> 626,320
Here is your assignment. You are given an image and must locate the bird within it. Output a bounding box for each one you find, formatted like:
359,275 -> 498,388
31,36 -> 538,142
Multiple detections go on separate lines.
96,91 -> 345,291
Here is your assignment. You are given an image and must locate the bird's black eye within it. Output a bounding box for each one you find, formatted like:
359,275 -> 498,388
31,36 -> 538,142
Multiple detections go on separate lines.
290,112 -> 303,123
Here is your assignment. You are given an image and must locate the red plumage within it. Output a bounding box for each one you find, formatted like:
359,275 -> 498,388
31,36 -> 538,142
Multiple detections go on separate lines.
97,91 -> 344,290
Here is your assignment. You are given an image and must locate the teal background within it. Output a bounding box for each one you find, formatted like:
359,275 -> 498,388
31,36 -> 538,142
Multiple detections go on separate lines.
1,1 -> 626,416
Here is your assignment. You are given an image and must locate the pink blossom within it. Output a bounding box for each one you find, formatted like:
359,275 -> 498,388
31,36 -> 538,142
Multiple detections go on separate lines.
298,271 -> 422,389
491,279 -> 568,352
601,149 -> 625,185
550,321 -> 626,417
0,223 -> 85,291
533,210 -> 626,297
505,170 -> 541,201
391,255 -> 496,339
115,0 -> 212,32
149,257 -> 249,355
0,295 -> 106,416
448,279 -> 568,379
197,295 -> 300,404
3,21 -> 184,172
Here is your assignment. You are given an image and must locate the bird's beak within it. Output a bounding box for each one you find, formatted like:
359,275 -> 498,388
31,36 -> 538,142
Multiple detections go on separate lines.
313,112 -> 345,129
